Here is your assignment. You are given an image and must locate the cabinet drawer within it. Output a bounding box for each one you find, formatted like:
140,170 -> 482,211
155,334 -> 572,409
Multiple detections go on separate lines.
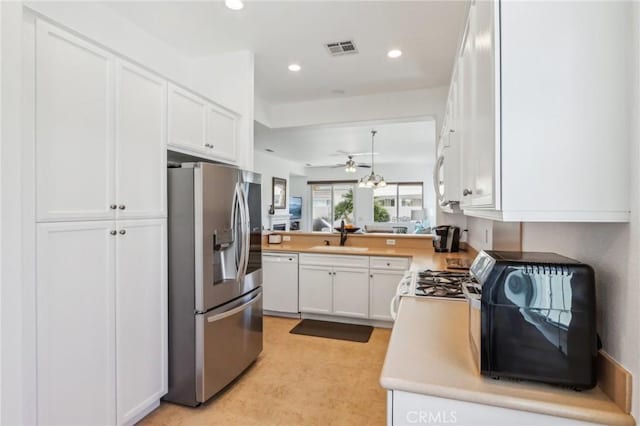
299,253 -> 369,269
370,256 -> 410,271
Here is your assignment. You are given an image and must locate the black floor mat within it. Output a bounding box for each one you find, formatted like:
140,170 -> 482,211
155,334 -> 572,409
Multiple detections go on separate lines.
289,319 -> 373,343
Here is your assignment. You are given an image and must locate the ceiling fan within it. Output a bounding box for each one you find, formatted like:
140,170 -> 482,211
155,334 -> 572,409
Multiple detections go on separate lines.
330,155 -> 371,173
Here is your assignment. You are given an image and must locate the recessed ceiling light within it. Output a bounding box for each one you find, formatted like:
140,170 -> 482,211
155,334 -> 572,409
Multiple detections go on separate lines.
288,63 -> 301,72
265,148 -> 275,153
225,0 -> 244,11
387,49 -> 402,59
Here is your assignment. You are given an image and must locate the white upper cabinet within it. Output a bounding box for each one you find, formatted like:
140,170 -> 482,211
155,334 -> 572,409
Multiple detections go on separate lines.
36,19 -> 115,222
168,83 -> 240,164
440,0 -> 630,222
206,104 -> 238,162
36,20 -> 167,222
37,221 -> 117,426
469,0 -> 497,209
115,60 -> 167,219
116,219 -> 167,425
167,83 -> 207,153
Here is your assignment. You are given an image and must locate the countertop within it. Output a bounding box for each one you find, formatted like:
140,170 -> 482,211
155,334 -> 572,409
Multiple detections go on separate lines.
262,242 -> 473,270
380,297 -> 634,426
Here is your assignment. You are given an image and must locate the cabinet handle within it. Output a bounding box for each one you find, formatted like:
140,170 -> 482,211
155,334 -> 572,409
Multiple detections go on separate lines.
119,229 -> 126,235
118,205 -> 126,210
463,188 -> 473,196
109,230 -> 117,236
370,274 -> 374,278
109,204 -> 117,210
386,262 -> 391,266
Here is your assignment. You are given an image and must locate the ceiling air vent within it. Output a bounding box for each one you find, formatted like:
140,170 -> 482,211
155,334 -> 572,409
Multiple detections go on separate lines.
325,40 -> 358,56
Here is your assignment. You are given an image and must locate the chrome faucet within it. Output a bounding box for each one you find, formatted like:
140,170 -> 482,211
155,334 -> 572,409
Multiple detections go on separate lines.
340,220 -> 348,246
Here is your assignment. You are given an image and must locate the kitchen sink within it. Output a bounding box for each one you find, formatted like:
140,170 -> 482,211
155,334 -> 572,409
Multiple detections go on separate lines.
309,246 -> 369,252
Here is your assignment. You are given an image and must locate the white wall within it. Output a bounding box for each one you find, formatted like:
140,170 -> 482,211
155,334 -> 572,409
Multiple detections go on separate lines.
303,162 -> 436,231
253,151 -> 306,229
1,2 -> 24,424
266,86 -> 448,130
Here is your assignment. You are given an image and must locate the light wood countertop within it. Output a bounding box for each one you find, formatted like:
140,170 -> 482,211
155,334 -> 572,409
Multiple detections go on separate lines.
380,297 -> 634,426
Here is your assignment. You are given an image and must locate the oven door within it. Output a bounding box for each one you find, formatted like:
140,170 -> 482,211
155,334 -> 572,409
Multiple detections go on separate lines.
462,281 -> 482,372
195,287 -> 263,403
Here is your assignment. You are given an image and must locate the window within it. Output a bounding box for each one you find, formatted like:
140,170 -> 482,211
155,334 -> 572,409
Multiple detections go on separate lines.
310,182 -> 356,232
373,183 -> 423,223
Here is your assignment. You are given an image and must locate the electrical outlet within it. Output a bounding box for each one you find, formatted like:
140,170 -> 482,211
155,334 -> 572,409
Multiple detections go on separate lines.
282,235 -> 291,242
386,239 -> 396,246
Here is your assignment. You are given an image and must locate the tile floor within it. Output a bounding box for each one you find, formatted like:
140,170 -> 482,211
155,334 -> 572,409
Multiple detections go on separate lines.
141,316 -> 391,426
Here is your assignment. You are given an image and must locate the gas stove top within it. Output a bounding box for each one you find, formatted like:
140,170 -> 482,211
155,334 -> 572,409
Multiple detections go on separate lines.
403,269 -> 476,299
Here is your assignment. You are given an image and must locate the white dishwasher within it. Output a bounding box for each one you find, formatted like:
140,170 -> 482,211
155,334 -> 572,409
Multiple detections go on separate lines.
262,252 -> 299,315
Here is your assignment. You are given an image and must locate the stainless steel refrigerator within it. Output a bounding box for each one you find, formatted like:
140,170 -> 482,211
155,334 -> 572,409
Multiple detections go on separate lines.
165,162 -> 263,406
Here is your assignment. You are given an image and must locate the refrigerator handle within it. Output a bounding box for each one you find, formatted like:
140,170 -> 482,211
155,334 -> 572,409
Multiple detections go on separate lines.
234,183 -> 247,283
240,184 -> 251,278
206,290 -> 262,323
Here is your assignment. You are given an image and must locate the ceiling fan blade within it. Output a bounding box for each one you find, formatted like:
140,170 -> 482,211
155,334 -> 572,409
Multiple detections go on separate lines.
330,151 -> 377,157
356,164 -> 372,168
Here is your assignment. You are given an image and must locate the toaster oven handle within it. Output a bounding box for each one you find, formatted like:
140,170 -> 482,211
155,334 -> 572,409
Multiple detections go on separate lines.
461,281 -> 481,309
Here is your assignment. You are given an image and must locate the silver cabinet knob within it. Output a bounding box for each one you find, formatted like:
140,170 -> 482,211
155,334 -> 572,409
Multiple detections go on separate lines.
109,204 -> 117,210
109,230 -> 117,236
463,188 -> 473,196
118,205 -> 126,210
119,229 -> 126,235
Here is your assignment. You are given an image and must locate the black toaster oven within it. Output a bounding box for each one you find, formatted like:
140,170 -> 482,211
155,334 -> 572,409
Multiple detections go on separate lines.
465,250 -> 598,389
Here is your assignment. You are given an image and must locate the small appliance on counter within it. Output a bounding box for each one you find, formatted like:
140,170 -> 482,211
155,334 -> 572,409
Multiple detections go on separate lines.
432,225 -> 460,252
463,250 -> 597,390
268,233 -> 282,244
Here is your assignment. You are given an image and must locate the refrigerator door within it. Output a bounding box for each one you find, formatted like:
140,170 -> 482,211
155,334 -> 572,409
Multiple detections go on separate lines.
239,170 -> 263,296
195,163 -> 249,312
195,287 -> 263,403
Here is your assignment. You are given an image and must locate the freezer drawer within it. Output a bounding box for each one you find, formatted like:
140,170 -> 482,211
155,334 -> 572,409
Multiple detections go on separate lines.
195,287 -> 263,403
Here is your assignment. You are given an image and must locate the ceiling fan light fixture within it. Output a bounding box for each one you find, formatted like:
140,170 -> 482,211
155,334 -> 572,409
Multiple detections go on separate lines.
225,0 -> 244,10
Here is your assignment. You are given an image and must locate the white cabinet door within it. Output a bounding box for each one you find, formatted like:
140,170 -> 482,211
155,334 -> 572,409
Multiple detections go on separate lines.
115,219 -> 167,425
167,83 -> 207,153
36,19 -> 115,222
206,104 -> 238,163
299,265 -> 333,314
36,221 -> 116,426
115,60 -> 167,220
263,253 -> 299,314
333,267 -> 369,318
369,269 -> 404,321
470,0 -> 497,208
459,9 -> 475,209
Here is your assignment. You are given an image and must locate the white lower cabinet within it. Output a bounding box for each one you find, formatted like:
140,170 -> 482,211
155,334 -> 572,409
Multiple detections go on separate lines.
37,221 -> 117,426
299,264 -> 333,314
36,219 -> 167,426
298,254 -> 408,322
333,267 -> 369,318
369,269 -> 405,321
389,390 -> 600,426
116,220 -> 167,425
